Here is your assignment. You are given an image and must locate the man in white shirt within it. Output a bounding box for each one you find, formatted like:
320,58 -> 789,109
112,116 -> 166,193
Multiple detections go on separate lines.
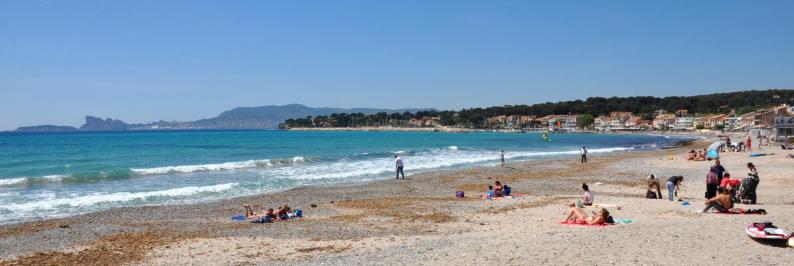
394,155 -> 405,179
581,146 -> 587,163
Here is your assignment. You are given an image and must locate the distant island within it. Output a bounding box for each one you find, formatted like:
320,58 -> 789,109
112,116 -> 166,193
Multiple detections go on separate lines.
14,125 -> 78,132
13,104 -> 430,132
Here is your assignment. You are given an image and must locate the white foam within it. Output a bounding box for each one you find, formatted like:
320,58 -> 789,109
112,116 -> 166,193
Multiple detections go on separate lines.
2,182 -> 239,211
130,160 -> 271,175
0,175 -> 68,187
448,146 -> 459,150
268,146 -> 633,181
0,178 -> 28,187
292,156 -> 305,163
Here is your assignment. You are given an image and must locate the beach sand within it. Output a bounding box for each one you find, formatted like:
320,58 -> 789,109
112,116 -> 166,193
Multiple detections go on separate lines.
2,139 -> 794,265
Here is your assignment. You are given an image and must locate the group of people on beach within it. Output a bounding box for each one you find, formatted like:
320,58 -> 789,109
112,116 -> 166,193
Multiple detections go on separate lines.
485,180 -> 511,197
243,204 -> 298,221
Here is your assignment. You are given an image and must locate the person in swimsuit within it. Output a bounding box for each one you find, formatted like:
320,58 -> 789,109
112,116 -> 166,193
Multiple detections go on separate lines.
702,187 -> 733,213
492,181 -> 505,197
561,207 -> 610,225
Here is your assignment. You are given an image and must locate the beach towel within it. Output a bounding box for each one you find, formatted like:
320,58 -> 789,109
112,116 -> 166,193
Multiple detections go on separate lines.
480,193 -> 527,199
714,208 -> 766,215
613,219 -> 638,224
231,214 -> 246,221
559,220 -> 612,227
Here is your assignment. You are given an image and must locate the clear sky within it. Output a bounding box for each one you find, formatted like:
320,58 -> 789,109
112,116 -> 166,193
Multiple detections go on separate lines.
1,0 -> 793,130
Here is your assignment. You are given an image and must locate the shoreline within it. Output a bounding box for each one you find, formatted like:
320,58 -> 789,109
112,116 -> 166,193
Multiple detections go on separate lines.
0,135 -> 695,227
4,136 -> 794,265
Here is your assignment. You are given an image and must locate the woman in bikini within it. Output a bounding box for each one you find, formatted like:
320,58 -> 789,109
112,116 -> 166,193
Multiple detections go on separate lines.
561,207 -> 610,225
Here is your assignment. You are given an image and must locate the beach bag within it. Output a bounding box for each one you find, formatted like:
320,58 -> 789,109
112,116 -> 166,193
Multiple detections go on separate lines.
503,186 -> 511,196
456,191 -> 465,198
295,209 -> 303,218
646,191 -> 657,199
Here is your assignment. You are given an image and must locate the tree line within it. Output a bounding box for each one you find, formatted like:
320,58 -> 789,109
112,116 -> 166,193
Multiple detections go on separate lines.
281,90 -> 794,129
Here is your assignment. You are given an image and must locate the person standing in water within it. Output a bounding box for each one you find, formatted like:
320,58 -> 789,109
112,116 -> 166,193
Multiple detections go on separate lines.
580,146 -> 588,163
394,155 -> 405,179
500,150 -> 506,168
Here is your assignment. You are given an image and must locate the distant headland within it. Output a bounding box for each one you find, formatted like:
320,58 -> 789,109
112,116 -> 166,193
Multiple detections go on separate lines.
12,104 -> 430,132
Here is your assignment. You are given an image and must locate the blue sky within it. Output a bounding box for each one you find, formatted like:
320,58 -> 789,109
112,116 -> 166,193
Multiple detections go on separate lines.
1,0 -> 793,130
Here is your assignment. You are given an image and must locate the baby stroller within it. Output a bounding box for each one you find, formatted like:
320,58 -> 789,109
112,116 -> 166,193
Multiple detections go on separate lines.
737,177 -> 759,204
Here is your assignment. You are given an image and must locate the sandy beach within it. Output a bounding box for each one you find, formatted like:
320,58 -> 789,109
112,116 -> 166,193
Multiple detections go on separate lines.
1,138 -> 793,265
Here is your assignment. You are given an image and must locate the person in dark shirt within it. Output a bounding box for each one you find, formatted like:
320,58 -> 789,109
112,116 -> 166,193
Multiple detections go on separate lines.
713,160 -> 726,182
666,175 -> 684,201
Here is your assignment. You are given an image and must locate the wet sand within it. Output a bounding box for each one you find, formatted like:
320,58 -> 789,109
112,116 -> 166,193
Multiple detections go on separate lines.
2,139 -> 794,265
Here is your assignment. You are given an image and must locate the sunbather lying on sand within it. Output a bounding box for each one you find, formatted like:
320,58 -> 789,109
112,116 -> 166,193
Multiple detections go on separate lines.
245,205 -> 291,220
492,181 -> 505,197
561,206 -> 610,225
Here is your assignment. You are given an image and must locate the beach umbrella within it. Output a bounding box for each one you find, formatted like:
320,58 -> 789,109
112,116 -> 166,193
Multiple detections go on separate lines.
706,141 -> 725,159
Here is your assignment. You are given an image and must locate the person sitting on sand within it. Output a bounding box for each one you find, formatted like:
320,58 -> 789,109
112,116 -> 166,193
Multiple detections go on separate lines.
646,175 -> 662,199
582,183 -> 594,206
492,181 -> 505,197
701,187 -> 733,213
561,207 -> 611,225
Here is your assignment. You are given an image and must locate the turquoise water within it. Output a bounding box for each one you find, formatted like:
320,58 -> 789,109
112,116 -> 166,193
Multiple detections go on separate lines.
0,130 -> 687,224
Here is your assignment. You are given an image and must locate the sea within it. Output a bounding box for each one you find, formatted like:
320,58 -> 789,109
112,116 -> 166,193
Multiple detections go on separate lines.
0,130 -> 689,224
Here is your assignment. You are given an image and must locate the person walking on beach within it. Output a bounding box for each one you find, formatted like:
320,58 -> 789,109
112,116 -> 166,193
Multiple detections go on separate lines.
746,136 -> 752,152
580,146 -> 588,163
500,150 -> 506,168
394,155 -> 405,179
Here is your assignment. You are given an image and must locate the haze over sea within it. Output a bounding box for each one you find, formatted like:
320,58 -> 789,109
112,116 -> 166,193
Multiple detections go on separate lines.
0,130 -> 687,224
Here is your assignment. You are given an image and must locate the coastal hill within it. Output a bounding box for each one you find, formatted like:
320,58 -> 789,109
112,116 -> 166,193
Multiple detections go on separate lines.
13,104 -> 431,132
182,104 -> 429,129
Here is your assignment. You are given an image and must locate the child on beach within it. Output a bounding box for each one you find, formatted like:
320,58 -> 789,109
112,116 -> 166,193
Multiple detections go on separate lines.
492,181 -> 505,197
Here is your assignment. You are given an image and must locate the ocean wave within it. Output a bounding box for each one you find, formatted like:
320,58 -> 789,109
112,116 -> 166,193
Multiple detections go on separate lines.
0,175 -> 69,187
0,178 -> 28,187
2,182 -> 239,211
130,156 -> 313,175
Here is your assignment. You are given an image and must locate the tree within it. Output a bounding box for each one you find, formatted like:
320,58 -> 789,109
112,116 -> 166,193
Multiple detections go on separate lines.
577,114 -> 595,129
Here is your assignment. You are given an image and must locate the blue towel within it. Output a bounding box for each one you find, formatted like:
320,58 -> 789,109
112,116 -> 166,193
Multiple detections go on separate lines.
231,214 -> 246,221
613,219 -> 638,224
681,201 -> 690,206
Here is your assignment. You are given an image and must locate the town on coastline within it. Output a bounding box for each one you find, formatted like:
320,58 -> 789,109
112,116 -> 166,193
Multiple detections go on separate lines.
281,104 -> 794,143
